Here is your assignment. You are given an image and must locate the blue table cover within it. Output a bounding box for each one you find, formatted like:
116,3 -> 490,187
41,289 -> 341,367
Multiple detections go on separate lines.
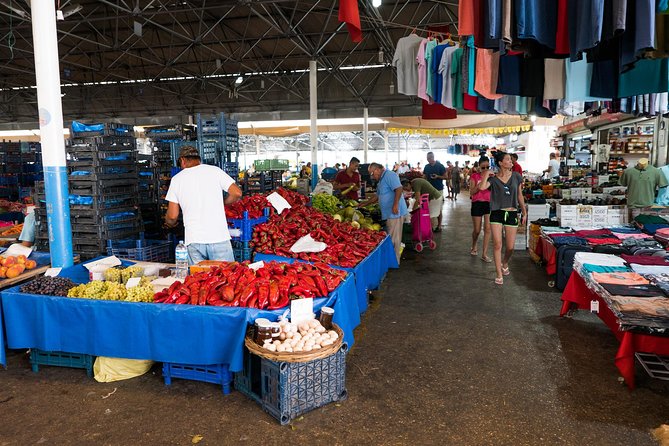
0,258 -> 359,372
255,235 -> 399,314
0,251 -> 52,367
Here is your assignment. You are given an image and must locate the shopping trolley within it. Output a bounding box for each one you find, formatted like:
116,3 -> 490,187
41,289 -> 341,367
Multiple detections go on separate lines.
410,193 -> 437,252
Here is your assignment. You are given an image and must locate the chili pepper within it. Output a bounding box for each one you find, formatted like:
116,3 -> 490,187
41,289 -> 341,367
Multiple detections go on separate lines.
289,285 -> 315,298
206,291 -> 222,305
220,285 -> 235,302
268,293 -> 290,310
268,280 -> 279,306
175,294 -> 190,304
314,275 -> 329,296
300,275 -> 317,290
239,283 -> 256,306
248,295 -> 258,308
257,283 -> 270,309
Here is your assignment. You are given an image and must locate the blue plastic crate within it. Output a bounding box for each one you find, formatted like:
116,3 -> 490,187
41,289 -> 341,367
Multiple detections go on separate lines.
235,344 -> 348,425
228,208 -> 270,242
30,349 -> 94,377
106,237 -> 171,262
162,362 -> 231,394
232,240 -> 253,262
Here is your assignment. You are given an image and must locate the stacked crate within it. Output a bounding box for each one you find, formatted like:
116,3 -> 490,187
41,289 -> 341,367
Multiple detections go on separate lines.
0,141 -> 43,200
34,124 -> 143,259
196,113 -> 240,167
137,154 -> 161,237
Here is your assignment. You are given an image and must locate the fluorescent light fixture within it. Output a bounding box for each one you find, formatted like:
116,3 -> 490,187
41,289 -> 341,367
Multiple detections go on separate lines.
235,76 -> 243,85
372,0 -> 382,7
238,118 -> 388,129
0,129 -> 71,137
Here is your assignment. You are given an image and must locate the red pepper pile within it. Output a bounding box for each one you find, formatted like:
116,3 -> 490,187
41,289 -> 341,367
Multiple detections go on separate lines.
153,261 -> 346,309
252,206 -> 387,268
274,187 -> 310,207
226,194 -> 270,219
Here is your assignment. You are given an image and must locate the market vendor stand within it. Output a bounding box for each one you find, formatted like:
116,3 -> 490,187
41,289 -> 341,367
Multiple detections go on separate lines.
560,269 -> 669,389
0,258 -> 358,373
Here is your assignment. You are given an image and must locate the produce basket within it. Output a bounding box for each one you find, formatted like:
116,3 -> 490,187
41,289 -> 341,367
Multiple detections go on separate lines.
244,323 -> 343,363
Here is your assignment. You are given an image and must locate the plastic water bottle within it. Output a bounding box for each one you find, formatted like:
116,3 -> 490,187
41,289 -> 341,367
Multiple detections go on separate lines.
175,241 -> 189,279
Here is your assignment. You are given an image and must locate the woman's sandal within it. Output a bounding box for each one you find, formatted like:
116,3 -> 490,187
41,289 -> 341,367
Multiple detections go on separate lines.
502,266 -> 510,276
495,277 -> 504,285
470,249 -> 478,256
481,256 -> 492,263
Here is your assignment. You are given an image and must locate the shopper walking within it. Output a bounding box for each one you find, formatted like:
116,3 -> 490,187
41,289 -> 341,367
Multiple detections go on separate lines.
469,156 -> 492,262
445,161 -> 454,198
510,153 -> 523,176
165,146 -> 243,264
451,162 -> 461,201
543,153 -> 561,180
478,152 -> 527,285
423,151 -> 447,228
359,162 -> 408,263
401,178 -> 444,232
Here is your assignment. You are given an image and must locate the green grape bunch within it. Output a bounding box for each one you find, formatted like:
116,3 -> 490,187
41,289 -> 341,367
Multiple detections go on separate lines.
125,284 -> 155,303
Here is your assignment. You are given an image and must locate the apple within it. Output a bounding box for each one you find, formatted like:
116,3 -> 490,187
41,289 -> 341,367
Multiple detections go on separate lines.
16,255 -> 26,264
24,260 -> 37,270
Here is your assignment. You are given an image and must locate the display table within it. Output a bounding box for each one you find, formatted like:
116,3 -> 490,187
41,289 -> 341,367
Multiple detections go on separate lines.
539,235 -> 557,276
255,235 -> 398,315
0,259 -> 359,372
0,251 -> 54,367
560,271 -> 669,389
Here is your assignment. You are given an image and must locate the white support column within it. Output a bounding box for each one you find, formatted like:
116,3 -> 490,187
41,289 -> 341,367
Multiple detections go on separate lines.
31,0 -> 73,268
255,134 -> 260,156
397,131 -> 401,163
384,127 -> 389,168
363,107 -> 369,163
309,60 -> 318,188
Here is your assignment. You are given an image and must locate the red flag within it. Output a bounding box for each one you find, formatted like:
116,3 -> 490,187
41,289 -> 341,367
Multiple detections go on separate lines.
339,0 -> 362,43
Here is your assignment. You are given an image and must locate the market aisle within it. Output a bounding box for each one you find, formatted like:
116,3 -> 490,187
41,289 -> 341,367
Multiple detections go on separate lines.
1,197 -> 669,445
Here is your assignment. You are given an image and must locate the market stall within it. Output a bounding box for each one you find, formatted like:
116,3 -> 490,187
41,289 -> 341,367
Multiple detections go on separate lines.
0,257 -> 359,372
559,253 -> 669,389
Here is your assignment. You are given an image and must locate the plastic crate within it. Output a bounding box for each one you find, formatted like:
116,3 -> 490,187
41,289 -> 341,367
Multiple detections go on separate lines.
235,344 -> 348,425
70,121 -> 133,137
270,159 -> 289,171
162,362 -> 231,394
232,240 -> 253,262
254,160 -> 271,171
107,237 -> 172,262
228,208 -> 270,242
30,349 -> 94,377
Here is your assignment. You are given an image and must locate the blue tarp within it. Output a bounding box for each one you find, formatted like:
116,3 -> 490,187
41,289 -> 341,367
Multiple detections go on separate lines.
255,235 -> 399,314
0,251 -> 52,367
0,258 -> 359,372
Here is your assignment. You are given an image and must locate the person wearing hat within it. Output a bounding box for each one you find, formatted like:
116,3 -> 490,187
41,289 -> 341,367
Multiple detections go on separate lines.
165,145 -> 243,263
619,158 -> 668,208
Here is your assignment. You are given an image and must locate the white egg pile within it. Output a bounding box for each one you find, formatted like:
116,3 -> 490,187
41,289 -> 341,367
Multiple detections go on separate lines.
262,318 -> 339,353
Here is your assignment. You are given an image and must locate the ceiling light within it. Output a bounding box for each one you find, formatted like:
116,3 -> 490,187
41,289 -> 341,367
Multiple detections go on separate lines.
372,0 -> 382,7
62,4 -> 82,18
235,76 -> 243,85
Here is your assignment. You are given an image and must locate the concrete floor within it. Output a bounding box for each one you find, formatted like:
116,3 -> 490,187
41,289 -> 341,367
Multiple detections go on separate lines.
1,197 -> 669,445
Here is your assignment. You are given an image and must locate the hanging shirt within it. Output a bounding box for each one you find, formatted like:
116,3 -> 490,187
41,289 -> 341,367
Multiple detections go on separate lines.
502,0 -> 513,44
424,39 -> 439,101
475,49 -> 503,100
496,54 -> 522,96
515,0 -> 558,49
620,0 -> 655,72
459,0 -> 476,35
416,39 -> 430,102
568,0 -> 605,61
618,59 -> 669,98
543,59 -> 566,99
488,0 -> 503,40
392,34 -> 424,96
590,60 -> 618,99
465,37 -> 477,97
432,44 -> 451,104
450,48 -> 464,110
520,58 -> 544,97
619,165 -> 669,208
656,166 -> 669,206
438,46 -> 460,109
554,0 -> 569,55
565,59 -> 609,102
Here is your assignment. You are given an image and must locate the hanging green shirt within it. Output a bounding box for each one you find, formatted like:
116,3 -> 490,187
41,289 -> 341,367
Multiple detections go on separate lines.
619,165 -> 668,208
411,178 -> 442,209
451,48 -> 464,110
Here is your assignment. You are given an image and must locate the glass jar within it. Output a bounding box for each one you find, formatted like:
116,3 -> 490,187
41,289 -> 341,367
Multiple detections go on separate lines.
319,307 -> 334,330
254,320 -> 272,345
270,322 -> 281,339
